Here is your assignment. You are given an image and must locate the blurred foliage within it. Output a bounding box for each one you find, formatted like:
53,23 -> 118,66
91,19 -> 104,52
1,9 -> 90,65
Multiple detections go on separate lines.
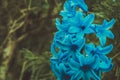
19,49 -> 55,80
0,0 -> 119,80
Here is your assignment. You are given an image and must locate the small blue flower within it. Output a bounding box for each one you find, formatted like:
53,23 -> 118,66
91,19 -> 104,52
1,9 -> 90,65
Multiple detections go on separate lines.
68,13 -> 95,37
60,1 -> 76,18
69,55 -> 100,80
68,0 -> 88,12
99,58 -> 113,72
55,37 -> 85,53
50,56 -> 75,80
95,18 -> 115,46
55,18 -> 70,32
85,43 -> 113,62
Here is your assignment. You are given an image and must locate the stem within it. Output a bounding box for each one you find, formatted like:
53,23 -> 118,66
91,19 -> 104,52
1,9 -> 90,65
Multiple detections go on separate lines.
112,52 -> 120,59
19,61 -> 27,80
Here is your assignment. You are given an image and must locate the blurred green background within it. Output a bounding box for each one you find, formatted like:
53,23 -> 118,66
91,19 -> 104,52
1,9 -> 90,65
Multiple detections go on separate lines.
0,0 -> 120,80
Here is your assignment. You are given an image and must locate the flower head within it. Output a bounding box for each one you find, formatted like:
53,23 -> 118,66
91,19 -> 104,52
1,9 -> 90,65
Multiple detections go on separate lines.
95,18 -> 115,46
50,0 -> 115,79
68,0 -> 88,12
69,55 -> 100,80
85,43 -> 113,62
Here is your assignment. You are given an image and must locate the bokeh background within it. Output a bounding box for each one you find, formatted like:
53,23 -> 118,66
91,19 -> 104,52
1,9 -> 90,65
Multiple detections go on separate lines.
0,0 -> 120,80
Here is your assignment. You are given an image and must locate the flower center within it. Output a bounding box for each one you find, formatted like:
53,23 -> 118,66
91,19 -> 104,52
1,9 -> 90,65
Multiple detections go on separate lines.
91,50 -> 95,55
72,45 -> 78,51
81,65 -> 90,72
81,26 -> 86,30
63,75 -> 70,79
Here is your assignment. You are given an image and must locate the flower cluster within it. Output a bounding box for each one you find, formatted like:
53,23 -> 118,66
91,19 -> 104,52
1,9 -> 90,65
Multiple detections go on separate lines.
50,0 -> 115,80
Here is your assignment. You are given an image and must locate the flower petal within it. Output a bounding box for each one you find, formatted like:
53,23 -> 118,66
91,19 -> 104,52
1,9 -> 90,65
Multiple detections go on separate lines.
54,31 -> 66,41
77,0 -> 88,12
76,32 -> 84,39
73,71 -> 83,80
69,58 -> 80,69
76,54 -> 85,66
68,26 -> 80,33
99,55 -> 109,63
50,56 -> 58,64
104,18 -> 115,29
90,69 -> 100,80
83,72 -> 91,80
73,38 -> 85,51
85,43 -> 95,55
99,61 -> 113,72
84,27 -> 95,34
56,18 -> 62,31
51,43 -> 57,57
99,36 -> 106,46
105,30 -> 114,39
98,44 -> 113,55
82,14 -> 95,27
52,64 -> 60,77
55,40 -> 70,50
68,0 -> 88,12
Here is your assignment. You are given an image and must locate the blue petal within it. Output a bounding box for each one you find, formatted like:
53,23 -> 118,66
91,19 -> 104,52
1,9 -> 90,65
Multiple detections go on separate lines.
68,0 -> 88,12
58,51 -> 70,61
73,71 -> 83,80
82,14 -> 95,27
76,32 -> 84,39
54,31 -> 66,41
51,43 -> 57,57
56,18 -> 69,31
99,36 -> 106,46
84,27 -> 95,34
90,56 -> 100,69
70,12 -> 83,27
68,26 -> 80,33
59,63 -> 66,73
77,0 -> 88,12
69,58 -> 80,69
98,44 -> 113,55
83,72 -> 90,80
64,1 -> 71,11
55,40 -> 70,50
72,38 -> 85,51
99,55 -> 109,63
105,30 -> 114,39
76,54 -> 85,66
104,18 -> 115,29
50,56 -> 58,63
86,55 -> 96,65
53,64 -> 60,77
90,69 -> 100,80
56,18 -> 62,31
99,61 -> 113,72
85,43 -> 95,55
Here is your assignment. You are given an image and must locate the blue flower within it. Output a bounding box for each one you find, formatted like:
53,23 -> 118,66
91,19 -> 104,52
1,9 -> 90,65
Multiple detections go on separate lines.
60,1 -> 76,18
68,0 -> 88,12
68,13 -> 95,38
55,37 -> 85,53
69,55 -> 100,80
55,18 -> 70,32
53,31 -> 68,41
50,0 -> 115,79
85,43 -> 113,62
95,18 -> 115,46
50,56 -> 74,80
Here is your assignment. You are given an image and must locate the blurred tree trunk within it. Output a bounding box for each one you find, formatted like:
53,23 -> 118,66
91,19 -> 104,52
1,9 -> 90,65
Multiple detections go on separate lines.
0,13 -> 26,80
0,36 -> 17,80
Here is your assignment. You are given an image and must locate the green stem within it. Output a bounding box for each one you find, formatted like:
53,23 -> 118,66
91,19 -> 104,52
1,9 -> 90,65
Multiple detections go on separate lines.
19,61 -> 27,80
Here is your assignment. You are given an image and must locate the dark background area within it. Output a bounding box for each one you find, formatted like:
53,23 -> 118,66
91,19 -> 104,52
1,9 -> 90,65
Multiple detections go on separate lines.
0,0 -> 120,80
